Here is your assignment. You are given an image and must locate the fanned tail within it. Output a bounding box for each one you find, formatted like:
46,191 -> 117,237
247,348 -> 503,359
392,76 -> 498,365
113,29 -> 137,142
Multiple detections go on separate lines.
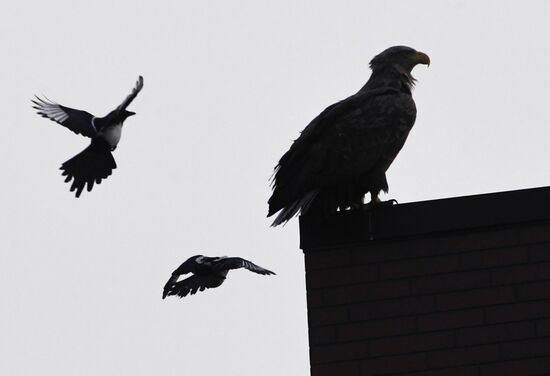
60,139 -> 116,197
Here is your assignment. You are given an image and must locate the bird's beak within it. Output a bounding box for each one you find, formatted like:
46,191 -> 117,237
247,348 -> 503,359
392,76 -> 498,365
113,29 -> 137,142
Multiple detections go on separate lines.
127,111 -> 136,117
414,51 -> 430,67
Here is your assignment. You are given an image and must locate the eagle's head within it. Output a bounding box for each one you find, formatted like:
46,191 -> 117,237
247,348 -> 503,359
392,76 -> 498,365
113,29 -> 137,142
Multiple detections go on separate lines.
370,46 -> 430,74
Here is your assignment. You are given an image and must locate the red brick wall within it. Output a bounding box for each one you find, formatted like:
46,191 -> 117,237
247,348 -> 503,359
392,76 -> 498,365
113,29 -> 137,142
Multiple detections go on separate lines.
304,221 -> 550,375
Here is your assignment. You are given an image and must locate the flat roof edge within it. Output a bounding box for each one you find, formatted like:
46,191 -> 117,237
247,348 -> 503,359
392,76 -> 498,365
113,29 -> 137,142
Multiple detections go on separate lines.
299,186 -> 550,250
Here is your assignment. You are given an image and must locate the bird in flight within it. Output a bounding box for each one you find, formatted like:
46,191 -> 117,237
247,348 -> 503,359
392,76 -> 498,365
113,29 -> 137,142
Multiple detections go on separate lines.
268,46 -> 430,226
32,76 -> 144,197
163,255 -> 275,299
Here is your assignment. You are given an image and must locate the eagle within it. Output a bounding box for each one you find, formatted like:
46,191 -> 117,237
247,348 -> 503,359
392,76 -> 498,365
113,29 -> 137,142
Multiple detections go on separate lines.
32,76 -> 144,197
268,46 -> 429,226
162,255 -> 275,299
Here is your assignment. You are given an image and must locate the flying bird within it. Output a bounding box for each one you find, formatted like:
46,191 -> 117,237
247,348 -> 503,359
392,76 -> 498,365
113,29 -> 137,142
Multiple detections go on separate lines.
268,46 -> 430,226
163,255 -> 275,299
32,76 -> 144,197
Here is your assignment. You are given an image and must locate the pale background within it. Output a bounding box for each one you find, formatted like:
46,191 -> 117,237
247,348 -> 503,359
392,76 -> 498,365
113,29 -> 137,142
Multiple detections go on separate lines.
2,1 -> 550,375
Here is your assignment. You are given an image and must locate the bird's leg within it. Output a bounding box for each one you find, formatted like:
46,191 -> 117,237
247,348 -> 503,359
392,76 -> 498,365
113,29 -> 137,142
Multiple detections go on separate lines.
362,193 -> 381,210
362,193 -> 398,211
350,195 -> 365,210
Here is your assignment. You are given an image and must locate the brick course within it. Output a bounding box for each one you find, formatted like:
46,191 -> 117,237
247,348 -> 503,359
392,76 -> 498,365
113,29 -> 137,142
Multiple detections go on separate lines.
301,187 -> 550,375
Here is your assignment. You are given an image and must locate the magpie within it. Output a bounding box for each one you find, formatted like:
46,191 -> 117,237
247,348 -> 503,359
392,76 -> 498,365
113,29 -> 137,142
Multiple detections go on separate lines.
32,76 -> 144,197
163,255 -> 276,299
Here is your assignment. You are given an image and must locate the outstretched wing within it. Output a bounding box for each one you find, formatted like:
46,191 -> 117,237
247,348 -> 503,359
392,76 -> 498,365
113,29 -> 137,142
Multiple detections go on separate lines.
170,255 -> 212,276
32,96 -> 97,138
117,76 -> 144,112
213,257 -> 276,275
163,274 -> 225,299
60,138 -> 116,197
162,256 -> 204,298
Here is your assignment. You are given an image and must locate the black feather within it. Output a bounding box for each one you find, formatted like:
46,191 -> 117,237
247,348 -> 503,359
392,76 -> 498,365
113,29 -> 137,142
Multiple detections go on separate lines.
60,139 -> 116,198
162,255 -> 275,300
268,46 -> 429,225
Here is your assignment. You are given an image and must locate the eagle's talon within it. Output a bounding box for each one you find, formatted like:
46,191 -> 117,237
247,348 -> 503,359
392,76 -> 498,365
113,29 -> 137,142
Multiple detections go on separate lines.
361,198 -> 398,211
376,198 -> 398,207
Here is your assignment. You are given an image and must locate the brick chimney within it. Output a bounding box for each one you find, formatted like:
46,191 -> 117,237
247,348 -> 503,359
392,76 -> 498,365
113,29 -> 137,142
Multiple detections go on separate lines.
300,186 -> 550,376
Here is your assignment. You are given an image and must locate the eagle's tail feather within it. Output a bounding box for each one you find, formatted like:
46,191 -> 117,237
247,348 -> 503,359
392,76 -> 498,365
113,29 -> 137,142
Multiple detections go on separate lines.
271,190 -> 319,227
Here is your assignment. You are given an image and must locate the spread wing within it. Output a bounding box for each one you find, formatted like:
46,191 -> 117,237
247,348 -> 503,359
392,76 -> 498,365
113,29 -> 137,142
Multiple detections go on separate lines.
170,257 -> 198,276
162,257 -> 203,298
117,76 -> 144,112
268,87 -> 416,220
32,96 -> 97,138
163,274 -> 225,299
212,257 -> 276,275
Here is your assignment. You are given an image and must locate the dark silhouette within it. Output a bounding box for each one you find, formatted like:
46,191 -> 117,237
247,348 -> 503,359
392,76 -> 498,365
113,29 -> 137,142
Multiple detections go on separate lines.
268,46 -> 430,226
32,76 -> 144,197
163,255 -> 275,299
301,186 -> 550,375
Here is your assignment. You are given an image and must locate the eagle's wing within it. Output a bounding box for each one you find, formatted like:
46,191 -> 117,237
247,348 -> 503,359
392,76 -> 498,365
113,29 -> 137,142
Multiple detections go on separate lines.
163,274 -> 225,299
60,138 -> 116,197
32,96 -> 97,138
268,87 -> 416,220
212,257 -> 276,275
117,76 -> 144,112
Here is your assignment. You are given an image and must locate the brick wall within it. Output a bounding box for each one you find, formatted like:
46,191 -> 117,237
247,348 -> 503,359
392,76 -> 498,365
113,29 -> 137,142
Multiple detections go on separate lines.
300,187 -> 550,376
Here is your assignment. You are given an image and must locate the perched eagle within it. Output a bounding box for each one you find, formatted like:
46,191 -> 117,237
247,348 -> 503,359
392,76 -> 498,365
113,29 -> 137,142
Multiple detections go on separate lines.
32,76 -> 144,197
163,255 -> 275,299
268,46 -> 429,226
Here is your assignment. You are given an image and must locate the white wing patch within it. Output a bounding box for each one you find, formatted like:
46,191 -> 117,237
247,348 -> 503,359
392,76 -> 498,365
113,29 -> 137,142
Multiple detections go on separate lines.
33,97 -> 69,124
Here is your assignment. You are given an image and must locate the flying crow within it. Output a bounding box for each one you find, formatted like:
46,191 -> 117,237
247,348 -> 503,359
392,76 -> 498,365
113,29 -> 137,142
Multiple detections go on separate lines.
163,255 -> 275,299
268,46 -> 430,225
32,76 -> 144,197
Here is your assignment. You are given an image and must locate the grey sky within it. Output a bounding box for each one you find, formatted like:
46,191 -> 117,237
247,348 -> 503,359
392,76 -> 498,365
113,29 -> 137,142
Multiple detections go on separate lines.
2,1 -> 550,375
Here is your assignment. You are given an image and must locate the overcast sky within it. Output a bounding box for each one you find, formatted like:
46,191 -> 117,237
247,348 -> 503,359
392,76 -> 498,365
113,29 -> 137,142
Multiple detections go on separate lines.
3,1 -> 550,375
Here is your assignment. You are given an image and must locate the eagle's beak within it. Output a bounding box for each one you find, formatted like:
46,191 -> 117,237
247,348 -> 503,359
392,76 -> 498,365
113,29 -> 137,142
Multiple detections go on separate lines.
415,51 -> 430,67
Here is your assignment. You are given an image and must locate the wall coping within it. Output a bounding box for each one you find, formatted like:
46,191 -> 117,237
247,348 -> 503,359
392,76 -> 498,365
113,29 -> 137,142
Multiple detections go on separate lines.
299,186 -> 550,250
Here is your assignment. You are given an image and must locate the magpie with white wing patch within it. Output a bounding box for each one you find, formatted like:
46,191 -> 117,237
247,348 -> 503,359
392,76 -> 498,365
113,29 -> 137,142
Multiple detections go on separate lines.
32,76 -> 144,197
163,255 -> 275,299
